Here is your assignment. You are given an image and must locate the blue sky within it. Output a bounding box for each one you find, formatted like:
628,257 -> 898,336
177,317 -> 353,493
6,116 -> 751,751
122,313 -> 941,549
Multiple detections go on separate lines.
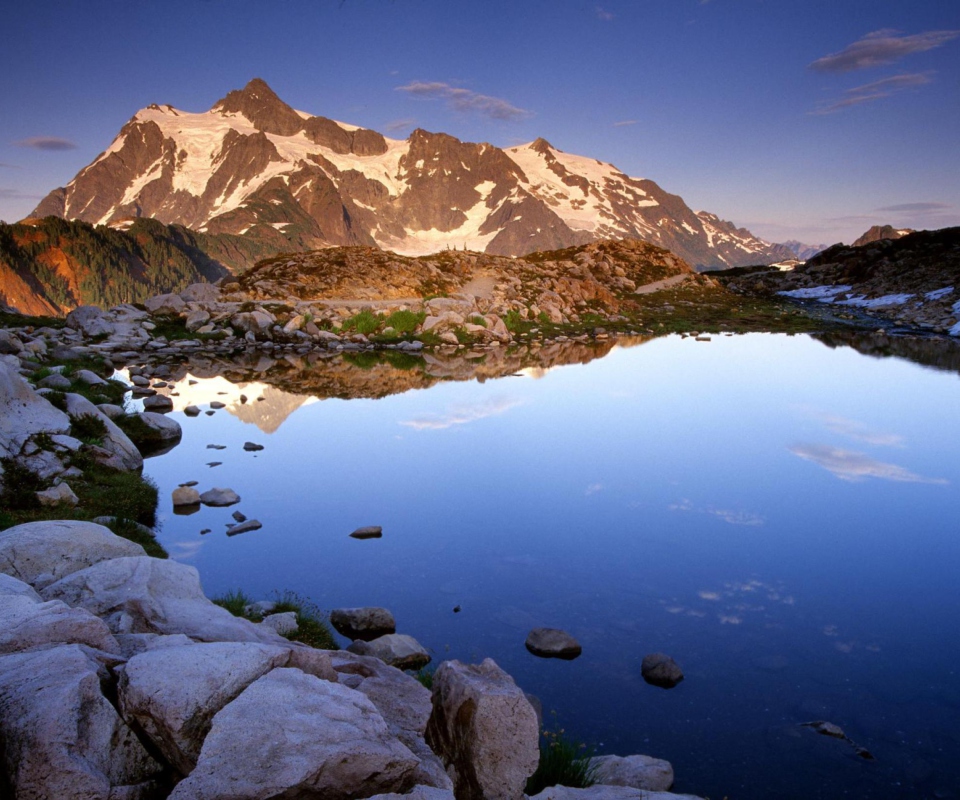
1,0 -> 958,245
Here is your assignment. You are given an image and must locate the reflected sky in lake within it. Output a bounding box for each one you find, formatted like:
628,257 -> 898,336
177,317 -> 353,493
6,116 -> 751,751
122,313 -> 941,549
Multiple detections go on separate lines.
144,333 -> 960,800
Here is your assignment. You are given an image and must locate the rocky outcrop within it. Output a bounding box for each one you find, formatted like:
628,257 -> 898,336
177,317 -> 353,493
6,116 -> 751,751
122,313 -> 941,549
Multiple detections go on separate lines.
331,606 -> 397,640
591,754 -> 675,792
348,632 -> 432,670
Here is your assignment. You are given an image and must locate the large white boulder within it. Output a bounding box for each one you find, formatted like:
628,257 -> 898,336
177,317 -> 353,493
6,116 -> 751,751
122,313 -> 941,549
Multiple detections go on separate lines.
0,594 -> 120,655
65,305 -> 115,337
0,572 -> 42,601
169,668 -> 420,800
41,555 -> 289,644
118,641 -> 298,774
145,293 -> 186,315
590,754 -> 675,792
180,283 -> 222,304
0,360 -> 70,459
329,650 -> 451,790
63,392 -> 143,471
0,519 -> 146,589
0,644 -> 162,799
425,658 -> 540,800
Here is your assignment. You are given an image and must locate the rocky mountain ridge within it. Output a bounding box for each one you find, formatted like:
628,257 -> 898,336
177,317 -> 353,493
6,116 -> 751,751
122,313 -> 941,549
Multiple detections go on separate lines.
852,224 -> 914,247
0,216 -> 283,316
725,226 -> 960,335
34,78 -> 789,270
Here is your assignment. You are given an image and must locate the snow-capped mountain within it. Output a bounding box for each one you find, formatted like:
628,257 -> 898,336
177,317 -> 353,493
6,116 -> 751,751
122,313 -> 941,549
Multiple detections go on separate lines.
34,79 -> 789,269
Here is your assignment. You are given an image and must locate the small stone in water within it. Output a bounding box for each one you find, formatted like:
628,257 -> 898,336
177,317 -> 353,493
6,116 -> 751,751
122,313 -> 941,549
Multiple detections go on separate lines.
232,510 -> 247,522
350,526 -> 383,539
243,442 -> 264,452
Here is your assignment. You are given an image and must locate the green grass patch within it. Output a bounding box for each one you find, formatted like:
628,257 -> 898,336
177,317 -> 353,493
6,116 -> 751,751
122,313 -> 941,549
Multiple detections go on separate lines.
382,309 -> 426,335
340,309 -> 384,336
412,665 -> 435,690
101,517 -> 167,559
70,413 -> 107,446
213,589 -> 255,617
213,589 -> 338,650
525,727 -> 597,796
0,310 -> 64,329
0,455 -> 164,556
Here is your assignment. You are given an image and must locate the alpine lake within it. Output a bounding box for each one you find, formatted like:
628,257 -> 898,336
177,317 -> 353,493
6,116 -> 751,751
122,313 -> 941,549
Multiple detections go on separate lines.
134,330 -> 960,800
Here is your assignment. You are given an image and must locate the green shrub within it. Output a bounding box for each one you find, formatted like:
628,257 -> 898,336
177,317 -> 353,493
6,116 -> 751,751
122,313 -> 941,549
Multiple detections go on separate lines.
383,309 -> 426,335
270,591 -> 338,650
0,457 -> 46,511
102,516 -> 167,559
525,727 -> 597,796
213,589 -> 255,617
412,665 -> 435,690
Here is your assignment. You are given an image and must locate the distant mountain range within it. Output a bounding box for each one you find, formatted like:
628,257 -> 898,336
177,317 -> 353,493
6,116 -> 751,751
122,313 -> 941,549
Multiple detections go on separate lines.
33,78 -> 791,271
780,240 -> 829,261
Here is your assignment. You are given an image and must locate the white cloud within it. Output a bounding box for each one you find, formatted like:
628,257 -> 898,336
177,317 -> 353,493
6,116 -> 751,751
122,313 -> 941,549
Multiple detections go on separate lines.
400,397 -> 523,431
789,443 -> 947,484
396,81 -> 531,121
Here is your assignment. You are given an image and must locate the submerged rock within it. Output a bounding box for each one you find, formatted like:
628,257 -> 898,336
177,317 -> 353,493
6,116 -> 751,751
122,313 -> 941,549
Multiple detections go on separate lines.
525,627 -> 582,660
641,653 -> 684,688
350,525 -> 383,539
200,487 -> 240,507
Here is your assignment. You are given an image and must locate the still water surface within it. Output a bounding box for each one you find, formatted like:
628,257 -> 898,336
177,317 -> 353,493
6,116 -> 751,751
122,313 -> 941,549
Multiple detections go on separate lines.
142,333 -> 960,800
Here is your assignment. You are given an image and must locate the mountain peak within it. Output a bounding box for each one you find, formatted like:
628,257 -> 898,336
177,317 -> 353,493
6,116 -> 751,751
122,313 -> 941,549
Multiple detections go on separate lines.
530,137 -> 555,154
212,78 -> 303,136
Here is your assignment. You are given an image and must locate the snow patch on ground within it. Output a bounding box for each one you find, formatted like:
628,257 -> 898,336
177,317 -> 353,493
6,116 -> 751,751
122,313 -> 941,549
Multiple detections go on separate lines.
835,293 -> 914,308
925,287 -> 954,301
778,285 -> 853,301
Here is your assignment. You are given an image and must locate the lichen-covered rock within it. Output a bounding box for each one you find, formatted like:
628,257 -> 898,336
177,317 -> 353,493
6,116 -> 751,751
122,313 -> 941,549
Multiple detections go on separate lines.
425,658 -> 539,800
0,644 -> 163,799
0,519 -> 146,590
169,668 -> 419,800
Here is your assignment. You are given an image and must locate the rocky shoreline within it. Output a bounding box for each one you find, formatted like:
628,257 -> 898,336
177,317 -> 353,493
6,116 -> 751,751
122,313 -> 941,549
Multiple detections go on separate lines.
0,292 -> 708,798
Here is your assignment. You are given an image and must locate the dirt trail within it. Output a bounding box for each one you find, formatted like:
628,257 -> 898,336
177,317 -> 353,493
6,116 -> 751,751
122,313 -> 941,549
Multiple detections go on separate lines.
634,273 -> 690,294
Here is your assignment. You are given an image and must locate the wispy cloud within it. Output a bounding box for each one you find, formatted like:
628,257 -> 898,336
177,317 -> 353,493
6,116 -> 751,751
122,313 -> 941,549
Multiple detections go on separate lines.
810,29 -> 960,73
0,188 -> 41,200
396,81 -> 531,121
0,163 -> 20,169
384,118 -> 416,133
585,483 -> 603,496
400,397 -> 523,431
668,498 -> 765,526
876,201 -> 952,213
13,136 -> 78,151
812,72 -> 933,114
613,120 -> 638,127
789,443 -> 947,484
815,412 -> 905,447
596,6 -> 614,21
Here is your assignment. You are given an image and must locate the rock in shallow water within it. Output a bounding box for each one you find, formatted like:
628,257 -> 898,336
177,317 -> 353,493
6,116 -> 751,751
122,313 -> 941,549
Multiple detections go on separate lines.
200,487 -> 240,507
525,627 -> 582,659
347,633 -> 431,670
350,525 -> 383,539
590,753 -> 674,791
641,653 -> 684,689
331,606 -> 397,640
